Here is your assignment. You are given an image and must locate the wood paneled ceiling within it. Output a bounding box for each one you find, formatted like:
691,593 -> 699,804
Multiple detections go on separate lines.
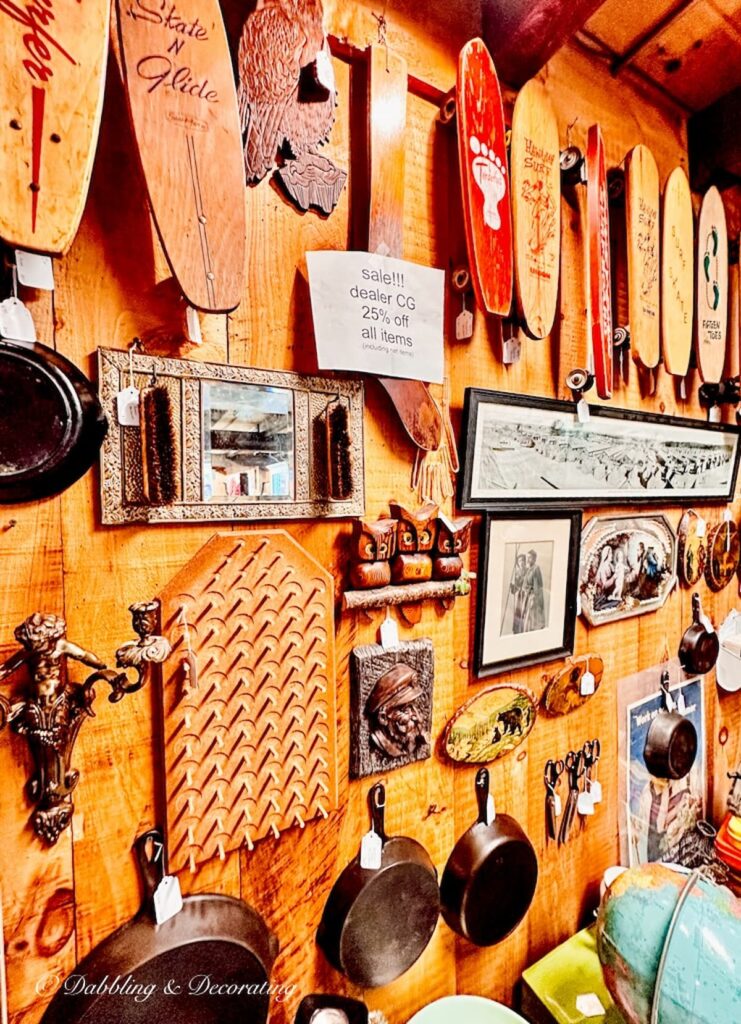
582,0 -> 741,112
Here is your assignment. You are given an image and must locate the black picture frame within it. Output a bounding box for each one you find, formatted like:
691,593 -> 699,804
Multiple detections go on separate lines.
475,507 -> 582,678
459,388 -> 741,509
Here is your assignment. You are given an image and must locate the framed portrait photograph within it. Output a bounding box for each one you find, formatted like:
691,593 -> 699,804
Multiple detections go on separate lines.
475,508 -> 581,678
459,388 -> 741,509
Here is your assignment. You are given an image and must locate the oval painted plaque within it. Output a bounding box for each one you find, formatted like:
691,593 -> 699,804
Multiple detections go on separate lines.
511,78 -> 561,339
661,167 -> 694,377
116,0 -> 246,312
541,654 -> 603,716
695,186 -> 728,384
0,0 -> 111,254
677,509 -> 707,587
705,520 -> 739,592
625,144 -> 660,370
457,38 -> 513,317
442,684 -> 536,763
587,124 -> 613,399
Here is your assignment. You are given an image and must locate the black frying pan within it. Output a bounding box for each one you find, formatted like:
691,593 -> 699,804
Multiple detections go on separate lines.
317,783 -> 439,988
41,829 -> 279,1024
0,339 -> 107,502
644,670 -> 698,780
440,768 -> 538,946
679,593 -> 719,676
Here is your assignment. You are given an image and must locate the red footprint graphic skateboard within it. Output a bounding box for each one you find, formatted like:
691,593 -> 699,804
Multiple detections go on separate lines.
116,0 -> 246,312
510,78 -> 560,339
586,124 -> 613,399
625,144 -> 660,370
695,186 -> 728,384
661,166 -> 694,378
0,0 -> 111,255
457,38 -> 513,317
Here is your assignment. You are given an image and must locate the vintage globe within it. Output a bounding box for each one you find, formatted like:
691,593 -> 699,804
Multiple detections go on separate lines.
596,863 -> 741,1024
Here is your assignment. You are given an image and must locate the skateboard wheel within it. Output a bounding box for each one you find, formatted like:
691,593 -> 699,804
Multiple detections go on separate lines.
566,368 -> 593,393
559,146 -> 584,184
613,325 -> 630,349
451,266 -> 471,293
439,91 -> 457,125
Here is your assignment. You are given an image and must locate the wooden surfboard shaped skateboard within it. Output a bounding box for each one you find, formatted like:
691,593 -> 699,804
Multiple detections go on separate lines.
456,38 -> 513,318
695,186 -> 728,384
625,144 -> 660,370
510,79 -> 560,340
367,44 -> 442,452
0,0 -> 111,255
116,0 -> 246,312
586,124 -> 613,399
661,166 -> 694,378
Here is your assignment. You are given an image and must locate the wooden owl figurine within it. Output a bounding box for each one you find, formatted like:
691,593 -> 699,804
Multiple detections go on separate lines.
433,516 -> 472,581
353,519 -> 398,562
389,502 -> 439,553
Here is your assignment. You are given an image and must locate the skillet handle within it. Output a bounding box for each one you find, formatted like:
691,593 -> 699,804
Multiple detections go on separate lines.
134,828 -> 167,909
691,592 -> 701,625
368,783 -> 387,842
475,767 -> 490,825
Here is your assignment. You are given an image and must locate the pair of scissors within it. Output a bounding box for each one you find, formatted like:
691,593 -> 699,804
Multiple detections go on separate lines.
543,759 -> 564,841
559,749 -> 585,845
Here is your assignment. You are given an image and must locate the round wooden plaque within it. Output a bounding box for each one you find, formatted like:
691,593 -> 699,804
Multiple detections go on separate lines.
442,684 -> 536,763
541,654 -> 604,716
705,520 -> 739,591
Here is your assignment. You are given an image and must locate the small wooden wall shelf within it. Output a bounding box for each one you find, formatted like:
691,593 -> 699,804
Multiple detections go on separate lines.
343,577 -> 471,624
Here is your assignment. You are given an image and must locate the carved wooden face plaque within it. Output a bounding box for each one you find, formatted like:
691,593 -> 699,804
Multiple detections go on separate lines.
677,509 -> 707,587
350,641 -> 433,778
442,684 -> 536,763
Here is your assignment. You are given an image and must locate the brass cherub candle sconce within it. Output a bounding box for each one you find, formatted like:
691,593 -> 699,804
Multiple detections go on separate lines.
0,601 -> 170,845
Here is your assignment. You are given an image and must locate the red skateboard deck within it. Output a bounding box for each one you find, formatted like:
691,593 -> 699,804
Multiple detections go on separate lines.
695,186 -> 728,384
0,0 -> 111,255
586,124 -> 613,399
457,39 -> 513,317
116,0 -> 246,312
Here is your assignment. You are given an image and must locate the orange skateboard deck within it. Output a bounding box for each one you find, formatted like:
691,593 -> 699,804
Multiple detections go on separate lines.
115,0 -> 246,312
695,185 -> 728,384
510,78 -> 560,339
457,38 -> 513,317
625,144 -> 660,370
661,166 -> 694,378
586,124 -> 613,399
0,0 -> 111,255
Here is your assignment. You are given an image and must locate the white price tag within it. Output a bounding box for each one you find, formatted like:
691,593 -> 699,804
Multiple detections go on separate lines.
153,874 -> 183,925
486,794 -> 496,826
379,616 -> 399,650
590,780 -> 603,804
15,249 -> 54,290
580,670 -> 595,696
502,336 -> 521,364
116,386 -> 140,427
696,516 -> 706,538
553,793 -> 562,817
360,829 -> 383,870
575,993 -> 605,1017
186,304 -> 203,346
709,405 -> 721,423
0,297 -> 36,342
577,398 -> 590,423
664,689 -> 676,713
676,689 -> 687,715
577,791 -> 594,816
455,308 -> 474,340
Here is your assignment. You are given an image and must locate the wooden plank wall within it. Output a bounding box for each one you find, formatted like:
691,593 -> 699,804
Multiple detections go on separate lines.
1,3 -> 740,1023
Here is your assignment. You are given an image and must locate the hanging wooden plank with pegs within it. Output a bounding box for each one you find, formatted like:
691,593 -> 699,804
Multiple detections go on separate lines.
625,144 -> 660,370
156,531 -> 337,872
0,0 -> 111,255
115,0 -> 246,312
695,186 -> 728,385
661,167 -> 694,379
456,38 -> 513,317
586,124 -> 613,399
510,78 -> 561,339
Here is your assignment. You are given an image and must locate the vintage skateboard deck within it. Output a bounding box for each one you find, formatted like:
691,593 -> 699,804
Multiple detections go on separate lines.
625,144 -> 660,369
367,44 -> 442,451
0,0 -> 111,255
695,186 -> 728,384
661,166 -> 694,378
510,79 -> 560,339
457,39 -> 513,317
586,124 -> 613,399
116,0 -> 246,312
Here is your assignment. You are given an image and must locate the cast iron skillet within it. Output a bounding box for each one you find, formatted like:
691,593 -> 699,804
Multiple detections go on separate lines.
41,829 -> 279,1024
317,783 -> 440,988
0,339 -> 107,502
679,593 -> 719,676
440,768 -> 538,946
644,670 -> 698,780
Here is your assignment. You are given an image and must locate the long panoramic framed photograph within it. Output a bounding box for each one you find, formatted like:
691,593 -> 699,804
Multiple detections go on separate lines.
475,508 -> 581,677
459,389 -> 741,509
